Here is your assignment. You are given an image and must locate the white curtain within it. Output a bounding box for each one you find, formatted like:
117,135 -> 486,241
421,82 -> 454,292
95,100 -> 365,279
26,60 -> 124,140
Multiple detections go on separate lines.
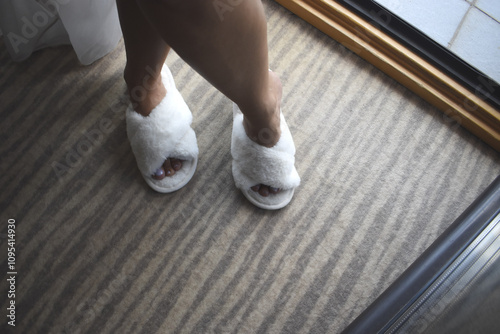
0,0 -> 122,65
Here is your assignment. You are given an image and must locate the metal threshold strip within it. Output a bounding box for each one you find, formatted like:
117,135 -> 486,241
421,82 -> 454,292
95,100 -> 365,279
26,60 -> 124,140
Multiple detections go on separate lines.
343,175 -> 500,334
385,212 -> 500,333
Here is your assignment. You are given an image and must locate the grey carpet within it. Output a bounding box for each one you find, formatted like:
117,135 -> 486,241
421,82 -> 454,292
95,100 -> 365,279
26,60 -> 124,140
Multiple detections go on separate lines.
1,1 -> 499,333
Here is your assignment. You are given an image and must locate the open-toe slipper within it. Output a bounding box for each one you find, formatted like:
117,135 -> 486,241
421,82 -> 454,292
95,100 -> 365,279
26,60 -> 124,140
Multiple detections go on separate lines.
126,66 -> 198,193
231,103 -> 300,210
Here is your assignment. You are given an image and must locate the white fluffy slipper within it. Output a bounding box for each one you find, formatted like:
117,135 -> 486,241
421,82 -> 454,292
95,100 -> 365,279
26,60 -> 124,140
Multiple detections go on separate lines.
126,66 -> 198,193
231,103 -> 300,210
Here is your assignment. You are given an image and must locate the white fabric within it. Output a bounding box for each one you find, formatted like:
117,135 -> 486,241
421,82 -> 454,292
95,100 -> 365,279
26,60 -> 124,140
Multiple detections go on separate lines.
0,0 -> 122,65
231,104 -> 300,190
231,103 -> 300,209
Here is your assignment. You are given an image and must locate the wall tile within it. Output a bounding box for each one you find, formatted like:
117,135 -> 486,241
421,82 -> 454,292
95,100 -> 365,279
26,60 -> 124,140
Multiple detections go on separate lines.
476,0 -> 500,22
450,7 -> 500,83
375,0 -> 470,46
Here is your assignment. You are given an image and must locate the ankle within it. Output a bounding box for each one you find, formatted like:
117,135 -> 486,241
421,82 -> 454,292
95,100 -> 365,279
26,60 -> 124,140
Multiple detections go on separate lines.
240,70 -> 282,147
124,67 -> 166,116
241,97 -> 281,147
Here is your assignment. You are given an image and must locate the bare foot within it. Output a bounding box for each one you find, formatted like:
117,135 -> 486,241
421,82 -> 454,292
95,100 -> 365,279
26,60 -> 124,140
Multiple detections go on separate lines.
243,70 -> 284,197
125,68 -> 184,181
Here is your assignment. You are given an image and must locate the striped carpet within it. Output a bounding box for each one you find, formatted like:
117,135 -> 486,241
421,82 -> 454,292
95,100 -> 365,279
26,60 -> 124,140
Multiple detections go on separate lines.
1,1 -> 500,333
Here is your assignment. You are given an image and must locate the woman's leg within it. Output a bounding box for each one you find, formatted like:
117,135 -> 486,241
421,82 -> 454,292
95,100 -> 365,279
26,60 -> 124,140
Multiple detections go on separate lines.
116,0 -> 182,179
135,0 -> 282,197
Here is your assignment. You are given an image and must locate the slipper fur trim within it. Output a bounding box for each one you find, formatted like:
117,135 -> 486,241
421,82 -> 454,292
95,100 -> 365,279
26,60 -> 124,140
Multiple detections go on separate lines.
231,103 -> 300,209
126,67 -> 198,192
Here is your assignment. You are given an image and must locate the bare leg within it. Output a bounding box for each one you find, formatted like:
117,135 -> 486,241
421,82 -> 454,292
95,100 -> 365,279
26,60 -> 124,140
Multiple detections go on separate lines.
117,0 -> 182,179
135,0 -> 282,196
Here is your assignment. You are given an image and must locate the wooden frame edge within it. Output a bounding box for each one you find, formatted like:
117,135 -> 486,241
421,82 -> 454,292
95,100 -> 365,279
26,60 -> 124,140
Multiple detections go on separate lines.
275,0 -> 500,152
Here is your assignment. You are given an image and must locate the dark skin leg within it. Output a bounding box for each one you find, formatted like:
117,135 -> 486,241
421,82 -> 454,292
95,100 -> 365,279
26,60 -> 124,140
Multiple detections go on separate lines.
116,0 -> 181,179
117,0 -> 281,196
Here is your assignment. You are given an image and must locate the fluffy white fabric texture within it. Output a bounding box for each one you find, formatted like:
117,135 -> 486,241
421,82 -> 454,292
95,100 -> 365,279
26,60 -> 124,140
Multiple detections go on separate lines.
126,68 -> 198,177
231,104 -> 301,190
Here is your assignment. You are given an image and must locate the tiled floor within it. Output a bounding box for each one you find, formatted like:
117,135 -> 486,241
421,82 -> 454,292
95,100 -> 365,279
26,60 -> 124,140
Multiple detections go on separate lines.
376,0 -> 500,84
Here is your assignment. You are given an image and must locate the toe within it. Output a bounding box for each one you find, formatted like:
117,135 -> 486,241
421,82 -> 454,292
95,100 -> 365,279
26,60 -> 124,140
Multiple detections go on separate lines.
171,158 -> 182,171
258,185 -> 270,197
251,185 -> 261,192
152,167 -> 166,180
163,159 -> 176,177
269,187 -> 281,194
